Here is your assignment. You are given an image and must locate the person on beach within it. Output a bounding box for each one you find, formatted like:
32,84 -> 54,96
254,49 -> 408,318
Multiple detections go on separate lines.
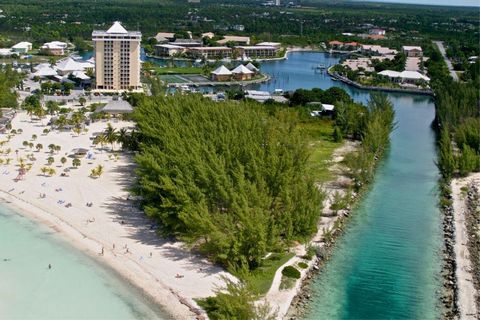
101,247 -> 104,255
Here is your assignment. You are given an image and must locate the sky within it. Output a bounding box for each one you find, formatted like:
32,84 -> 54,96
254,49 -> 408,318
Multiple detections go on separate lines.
358,0 -> 480,7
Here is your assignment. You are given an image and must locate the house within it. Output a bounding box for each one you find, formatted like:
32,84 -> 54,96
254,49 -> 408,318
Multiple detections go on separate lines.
245,62 -> 259,73
11,42 -> 32,53
308,102 -> 335,116
0,49 -> 14,57
202,32 -> 215,39
402,46 -> 423,57
236,46 -> 278,58
154,44 -> 185,57
154,32 -> 176,43
211,65 -> 232,81
217,35 -> 251,45
369,28 -> 386,35
41,41 -> 68,55
231,25 -> 245,31
378,70 -> 430,84
245,90 -> 288,103
188,47 -> 232,59
328,40 -> 344,49
231,64 -> 254,80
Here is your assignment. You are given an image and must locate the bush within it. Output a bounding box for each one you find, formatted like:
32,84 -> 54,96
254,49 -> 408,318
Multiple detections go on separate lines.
282,266 -> 301,279
298,262 -> 308,269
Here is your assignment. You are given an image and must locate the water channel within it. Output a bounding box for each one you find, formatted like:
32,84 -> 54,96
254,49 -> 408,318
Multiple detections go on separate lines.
1,51 -> 442,319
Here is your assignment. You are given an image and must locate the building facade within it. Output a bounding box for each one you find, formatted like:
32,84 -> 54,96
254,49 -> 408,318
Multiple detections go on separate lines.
92,22 -> 142,91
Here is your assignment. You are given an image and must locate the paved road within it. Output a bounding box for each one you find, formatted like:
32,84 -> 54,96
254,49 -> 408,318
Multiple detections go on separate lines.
433,41 -> 459,81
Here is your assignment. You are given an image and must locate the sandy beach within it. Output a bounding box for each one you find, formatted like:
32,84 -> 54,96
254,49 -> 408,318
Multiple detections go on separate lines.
0,110 -> 231,319
451,173 -> 480,320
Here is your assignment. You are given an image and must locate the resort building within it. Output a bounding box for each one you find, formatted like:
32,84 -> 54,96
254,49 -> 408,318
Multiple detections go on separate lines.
211,65 -> 232,81
256,42 -> 282,48
154,32 -> 176,43
92,21 -> 142,91
236,46 -> 278,58
41,41 -> 68,56
361,44 -> 397,56
55,57 -> 94,76
169,39 -> 202,48
154,44 -> 185,57
217,35 -> 251,45
11,41 -> 32,54
231,64 -> 254,80
378,70 -> 430,84
402,46 -> 423,57
188,46 -> 232,59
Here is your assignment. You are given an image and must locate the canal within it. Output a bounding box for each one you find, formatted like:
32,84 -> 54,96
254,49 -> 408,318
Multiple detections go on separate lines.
256,52 -> 443,319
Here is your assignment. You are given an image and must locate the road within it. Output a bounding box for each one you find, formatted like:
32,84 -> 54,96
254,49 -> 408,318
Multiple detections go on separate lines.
433,41 -> 459,81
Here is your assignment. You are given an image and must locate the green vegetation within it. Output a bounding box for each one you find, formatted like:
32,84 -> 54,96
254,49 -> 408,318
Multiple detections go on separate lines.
149,66 -> 203,75
298,261 -> 308,269
243,252 -> 294,295
197,277 -> 275,320
0,67 -> 21,109
281,265 -> 301,279
134,95 -> 323,271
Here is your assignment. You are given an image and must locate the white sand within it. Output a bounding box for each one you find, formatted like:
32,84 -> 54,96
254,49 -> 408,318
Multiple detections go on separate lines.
451,173 -> 480,320
0,110 -> 231,319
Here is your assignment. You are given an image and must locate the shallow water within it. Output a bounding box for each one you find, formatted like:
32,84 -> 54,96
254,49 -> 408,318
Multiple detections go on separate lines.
0,205 -> 166,320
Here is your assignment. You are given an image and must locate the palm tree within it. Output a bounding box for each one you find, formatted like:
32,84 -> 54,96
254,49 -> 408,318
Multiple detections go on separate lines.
72,158 -> 81,168
79,97 -> 86,106
36,143 -> 43,152
31,134 -> 37,141
47,156 -> 54,166
104,123 -> 118,151
117,128 -> 128,149
48,144 -> 56,154
60,157 -> 67,166
40,166 -> 48,176
48,167 -> 56,176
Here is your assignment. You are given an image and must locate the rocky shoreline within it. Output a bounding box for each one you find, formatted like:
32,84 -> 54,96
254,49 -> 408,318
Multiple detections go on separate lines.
465,182 -> 480,314
440,190 -> 459,319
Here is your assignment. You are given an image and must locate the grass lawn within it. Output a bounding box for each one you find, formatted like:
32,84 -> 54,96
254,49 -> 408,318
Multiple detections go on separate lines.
244,252 -> 295,295
297,118 -> 343,183
154,66 -> 203,75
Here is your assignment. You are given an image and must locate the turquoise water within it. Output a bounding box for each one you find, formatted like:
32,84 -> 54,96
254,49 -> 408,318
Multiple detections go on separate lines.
0,205 -> 166,320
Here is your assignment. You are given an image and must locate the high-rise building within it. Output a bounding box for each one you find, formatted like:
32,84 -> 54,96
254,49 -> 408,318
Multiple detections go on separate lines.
92,21 -> 142,91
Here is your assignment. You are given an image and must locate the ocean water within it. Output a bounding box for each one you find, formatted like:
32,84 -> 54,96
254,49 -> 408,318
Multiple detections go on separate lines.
0,204 -> 166,320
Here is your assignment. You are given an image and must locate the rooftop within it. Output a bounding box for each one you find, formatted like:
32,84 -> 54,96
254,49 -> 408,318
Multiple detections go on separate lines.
92,21 -> 141,37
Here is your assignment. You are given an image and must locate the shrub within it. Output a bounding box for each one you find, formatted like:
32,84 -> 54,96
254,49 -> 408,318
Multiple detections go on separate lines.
298,262 -> 308,269
282,266 -> 301,279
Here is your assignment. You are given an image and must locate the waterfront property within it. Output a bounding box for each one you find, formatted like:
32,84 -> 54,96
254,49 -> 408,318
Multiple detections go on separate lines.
92,21 -> 142,91
210,65 -> 232,81
378,70 -> 430,84
187,46 -> 232,59
11,42 -> 32,54
402,46 -> 423,57
154,44 -> 185,57
40,41 -> 68,56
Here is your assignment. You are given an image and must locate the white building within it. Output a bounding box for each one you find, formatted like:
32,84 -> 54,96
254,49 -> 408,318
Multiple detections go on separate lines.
41,41 -> 68,56
379,70 -> 430,83
11,42 -> 32,53
92,21 -> 142,91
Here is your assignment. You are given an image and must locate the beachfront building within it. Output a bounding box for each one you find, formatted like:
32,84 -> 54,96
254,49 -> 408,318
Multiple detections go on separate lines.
402,46 -> 423,57
92,21 -> 142,91
236,46 -> 278,58
188,46 -> 232,59
154,44 -> 185,57
231,64 -> 254,80
211,65 -> 232,81
256,42 -> 282,49
99,97 -> 134,115
217,35 -> 251,45
369,28 -> 386,35
379,70 -> 430,84
41,41 -> 68,56
11,42 -> 32,54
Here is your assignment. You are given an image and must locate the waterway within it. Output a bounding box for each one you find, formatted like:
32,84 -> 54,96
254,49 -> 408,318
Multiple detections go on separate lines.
0,205 -> 166,319
258,52 -> 442,319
